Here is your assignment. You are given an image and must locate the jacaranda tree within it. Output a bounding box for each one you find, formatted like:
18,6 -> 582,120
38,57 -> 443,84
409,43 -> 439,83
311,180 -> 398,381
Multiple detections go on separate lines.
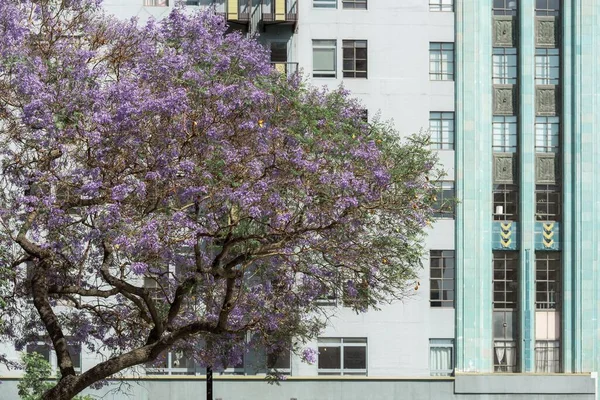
0,0 -> 440,398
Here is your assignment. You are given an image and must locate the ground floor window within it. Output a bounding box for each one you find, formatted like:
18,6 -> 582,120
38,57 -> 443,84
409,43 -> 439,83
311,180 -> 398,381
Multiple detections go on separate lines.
430,339 -> 454,376
318,338 -> 367,375
535,340 -> 560,373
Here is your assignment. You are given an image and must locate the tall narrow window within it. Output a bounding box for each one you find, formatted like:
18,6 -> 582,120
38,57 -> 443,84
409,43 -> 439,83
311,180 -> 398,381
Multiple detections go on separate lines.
493,0 -> 518,15
535,0 -> 560,16
535,116 -> 560,152
535,48 -> 560,85
429,43 -> 454,81
313,40 -> 337,78
429,112 -> 455,150
492,116 -> 518,152
318,338 -> 367,375
342,40 -> 367,78
493,184 -> 519,220
432,182 -> 455,219
493,251 -> 519,372
535,185 -> 561,221
535,252 -> 561,373
430,339 -> 454,376
430,250 -> 455,308
493,48 -> 517,84
342,0 -> 367,9
535,252 -> 560,310
429,0 -> 453,11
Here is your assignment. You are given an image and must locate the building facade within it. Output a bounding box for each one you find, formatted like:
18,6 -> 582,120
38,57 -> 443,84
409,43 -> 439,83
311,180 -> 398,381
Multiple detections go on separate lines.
1,0 -> 599,399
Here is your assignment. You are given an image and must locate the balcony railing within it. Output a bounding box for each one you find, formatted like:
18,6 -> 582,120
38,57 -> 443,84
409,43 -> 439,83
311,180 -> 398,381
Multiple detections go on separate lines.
262,0 -> 298,23
183,0 -> 252,23
271,62 -> 298,76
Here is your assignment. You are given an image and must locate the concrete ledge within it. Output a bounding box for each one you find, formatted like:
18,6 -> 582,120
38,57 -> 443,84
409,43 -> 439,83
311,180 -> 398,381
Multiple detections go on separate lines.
454,373 -> 595,394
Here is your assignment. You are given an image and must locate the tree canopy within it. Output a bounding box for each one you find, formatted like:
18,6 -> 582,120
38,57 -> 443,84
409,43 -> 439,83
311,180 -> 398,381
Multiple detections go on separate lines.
0,1 -> 439,398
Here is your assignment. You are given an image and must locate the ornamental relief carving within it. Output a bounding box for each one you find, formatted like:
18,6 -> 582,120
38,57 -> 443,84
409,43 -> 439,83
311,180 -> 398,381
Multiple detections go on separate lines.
536,18 -> 557,47
536,155 -> 558,184
494,86 -> 515,115
494,154 -> 516,184
493,17 -> 515,47
536,86 -> 557,115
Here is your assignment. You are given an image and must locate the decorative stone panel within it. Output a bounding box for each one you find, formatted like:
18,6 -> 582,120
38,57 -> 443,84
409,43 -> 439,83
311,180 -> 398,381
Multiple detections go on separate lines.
535,221 -> 561,251
493,85 -> 516,115
493,153 -> 516,184
536,154 -> 559,184
536,86 -> 558,116
536,17 -> 558,47
493,16 -> 516,47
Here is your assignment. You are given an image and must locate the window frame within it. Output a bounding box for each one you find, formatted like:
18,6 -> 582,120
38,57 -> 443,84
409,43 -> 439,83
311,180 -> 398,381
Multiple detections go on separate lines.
535,48 -> 560,85
429,0 -> 453,12
535,0 -> 560,16
493,184 -> 519,221
493,47 -> 518,85
535,340 -> 561,373
267,349 -> 292,374
493,0 -> 518,15
535,252 -> 561,310
492,115 -> 518,153
26,339 -> 82,374
430,250 -> 455,308
312,40 -> 337,78
433,181 -> 455,219
313,0 -> 337,8
535,116 -> 560,153
145,350 -> 197,376
342,40 -> 368,79
342,0 -> 367,9
429,112 -> 455,150
493,251 -> 519,310
535,185 -> 561,222
317,338 -> 367,376
144,0 -> 169,6
429,42 -> 455,81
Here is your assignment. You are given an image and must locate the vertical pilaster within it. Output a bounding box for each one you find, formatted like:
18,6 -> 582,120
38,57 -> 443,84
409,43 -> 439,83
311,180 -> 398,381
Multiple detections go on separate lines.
455,0 -> 493,372
518,0 -> 536,373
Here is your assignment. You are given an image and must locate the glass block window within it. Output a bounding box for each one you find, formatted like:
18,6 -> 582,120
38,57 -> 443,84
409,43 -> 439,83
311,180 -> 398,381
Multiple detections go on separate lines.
342,0 -> 367,9
313,40 -> 337,78
429,43 -> 454,81
318,338 -> 367,375
429,112 -> 454,150
430,339 -> 454,376
535,252 -> 560,309
492,116 -> 518,152
432,181 -> 455,219
429,0 -> 453,11
430,250 -> 455,308
536,185 -> 561,222
493,0 -> 518,15
493,48 -> 518,84
493,184 -> 519,220
493,251 -> 518,310
535,340 -> 561,372
314,0 -> 337,8
535,116 -> 560,152
535,48 -> 560,85
535,0 -> 560,16
342,40 -> 367,78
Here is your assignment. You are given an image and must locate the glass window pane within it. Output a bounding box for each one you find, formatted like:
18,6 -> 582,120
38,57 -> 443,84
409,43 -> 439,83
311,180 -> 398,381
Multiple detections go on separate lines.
343,346 -> 366,369
318,346 -> 341,369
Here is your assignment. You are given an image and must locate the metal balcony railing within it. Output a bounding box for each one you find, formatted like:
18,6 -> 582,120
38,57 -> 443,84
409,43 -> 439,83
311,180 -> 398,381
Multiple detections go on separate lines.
183,0 -> 252,22
271,62 -> 298,76
262,0 -> 298,23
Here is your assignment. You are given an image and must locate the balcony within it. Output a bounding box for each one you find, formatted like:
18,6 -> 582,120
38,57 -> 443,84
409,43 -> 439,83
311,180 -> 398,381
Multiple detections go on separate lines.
184,0 -> 253,24
271,62 -> 298,77
262,0 -> 298,27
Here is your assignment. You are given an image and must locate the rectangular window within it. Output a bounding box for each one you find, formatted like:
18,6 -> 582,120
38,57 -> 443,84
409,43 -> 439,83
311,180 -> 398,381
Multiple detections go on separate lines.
494,339 -> 518,372
492,116 -> 518,152
146,351 -> 196,375
535,48 -> 560,85
342,40 -> 367,78
493,251 -> 518,310
535,185 -> 561,221
493,0 -> 518,15
314,0 -> 337,8
26,343 -> 51,364
535,340 -> 561,372
429,0 -> 453,12
433,181 -> 455,219
144,0 -> 168,5
313,40 -> 337,78
318,338 -> 367,375
267,349 -> 292,373
429,112 -> 454,150
430,250 -> 455,308
493,48 -> 518,84
429,43 -> 454,81
535,252 -> 560,309
536,0 -> 560,16
430,339 -> 454,376
342,0 -> 367,9
535,116 -> 560,152
493,184 -> 518,220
